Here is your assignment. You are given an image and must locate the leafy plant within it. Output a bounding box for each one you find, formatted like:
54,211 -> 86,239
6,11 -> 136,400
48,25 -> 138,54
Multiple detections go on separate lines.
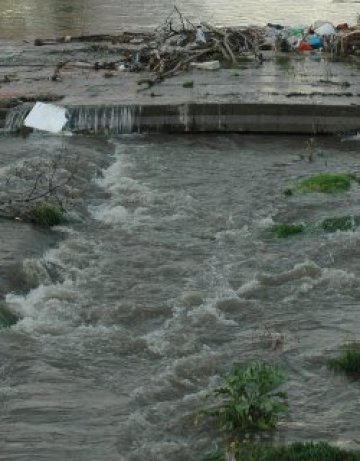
327,342 -> 360,378
205,362 -> 288,438
271,223 -> 305,238
30,202 -> 63,227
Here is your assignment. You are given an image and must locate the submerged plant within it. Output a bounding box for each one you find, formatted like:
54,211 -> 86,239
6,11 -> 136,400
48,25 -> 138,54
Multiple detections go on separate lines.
0,303 -> 18,328
271,223 -> 305,238
204,362 -> 288,439
183,80 -> 194,88
297,173 -> 354,194
327,342 -> 360,378
235,441 -> 360,461
200,449 -> 224,461
321,215 -> 360,233
200,441 -> 360,461
30,202 -> 63,227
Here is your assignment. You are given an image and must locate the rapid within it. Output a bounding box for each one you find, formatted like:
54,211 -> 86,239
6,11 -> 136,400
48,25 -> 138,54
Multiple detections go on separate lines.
0,132 -> 359,460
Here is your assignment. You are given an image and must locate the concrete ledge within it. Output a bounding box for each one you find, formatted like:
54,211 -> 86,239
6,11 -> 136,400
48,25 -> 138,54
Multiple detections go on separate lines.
66,103 -> 360,135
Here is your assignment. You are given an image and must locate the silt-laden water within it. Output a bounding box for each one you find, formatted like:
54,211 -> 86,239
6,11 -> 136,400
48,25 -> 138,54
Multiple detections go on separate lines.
0,133 -> 359,460
0,0 -> 358,39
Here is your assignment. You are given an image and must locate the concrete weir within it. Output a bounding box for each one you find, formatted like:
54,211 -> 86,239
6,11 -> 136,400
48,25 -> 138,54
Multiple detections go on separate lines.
65,103 -> 360,135
1,41 -> 359,135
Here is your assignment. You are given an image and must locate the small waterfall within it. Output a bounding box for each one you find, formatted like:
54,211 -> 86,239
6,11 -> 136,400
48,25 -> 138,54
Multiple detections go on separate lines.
67,105 -> 139,134
4,103 -> 33,132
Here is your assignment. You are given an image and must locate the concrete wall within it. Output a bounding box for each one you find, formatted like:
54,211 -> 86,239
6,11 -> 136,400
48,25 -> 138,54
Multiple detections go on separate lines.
137,103 -> 360,134
2,102 -> 360,134
67,103 -> 360,135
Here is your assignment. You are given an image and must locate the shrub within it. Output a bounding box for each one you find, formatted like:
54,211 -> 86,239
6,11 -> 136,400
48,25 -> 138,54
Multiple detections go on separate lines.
30,202 -> 63,227
205,362 -> 288,438
327,342 -> 360,378
271,223 -> 305,238
297,173 -> 353,194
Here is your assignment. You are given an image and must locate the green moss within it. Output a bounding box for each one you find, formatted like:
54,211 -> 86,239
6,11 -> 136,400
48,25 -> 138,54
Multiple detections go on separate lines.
201,442 -> 360,461
271,223 -> 305,238
30,202 -> 63,227
0,304 -> 18,328
183,80 -> 194,88
297,173 -> 354,194
321,215 -> 360,232
327,342 -> 360,378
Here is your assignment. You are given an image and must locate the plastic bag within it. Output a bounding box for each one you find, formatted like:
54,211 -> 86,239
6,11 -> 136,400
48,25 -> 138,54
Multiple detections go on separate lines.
196,26 -> 206,44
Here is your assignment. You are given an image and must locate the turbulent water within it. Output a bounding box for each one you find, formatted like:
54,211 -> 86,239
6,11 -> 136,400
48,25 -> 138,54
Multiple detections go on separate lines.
0,0 -> 358,39
0,133 -> 360,460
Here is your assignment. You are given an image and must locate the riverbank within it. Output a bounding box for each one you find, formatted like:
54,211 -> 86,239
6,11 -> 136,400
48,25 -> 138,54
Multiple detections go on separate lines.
1,37 -> 359,134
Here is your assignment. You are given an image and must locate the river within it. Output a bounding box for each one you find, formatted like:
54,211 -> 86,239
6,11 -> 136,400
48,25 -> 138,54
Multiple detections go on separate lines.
0,0 -> 358,39
0,132 -> 359,460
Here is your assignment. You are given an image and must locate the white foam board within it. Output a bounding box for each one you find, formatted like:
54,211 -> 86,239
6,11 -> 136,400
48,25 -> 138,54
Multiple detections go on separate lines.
24,102 -> 68,133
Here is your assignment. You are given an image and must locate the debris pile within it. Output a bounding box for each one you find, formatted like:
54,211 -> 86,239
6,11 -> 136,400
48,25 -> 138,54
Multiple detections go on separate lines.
32,8 -> 360,87
262,19 -> 360,56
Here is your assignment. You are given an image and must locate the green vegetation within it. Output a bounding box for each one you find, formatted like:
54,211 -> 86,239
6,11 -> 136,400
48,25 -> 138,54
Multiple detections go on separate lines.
269,216 -> 360,237
297,173 -> 354,194
321,216 -> 360,232
271,223 -> 305,238
327,342 -> 360,378
204,362 -> 287,437
0,303 -> 18,328
183,80 -> 194,88
202,442 -> 360,461
30,202 -> 63,227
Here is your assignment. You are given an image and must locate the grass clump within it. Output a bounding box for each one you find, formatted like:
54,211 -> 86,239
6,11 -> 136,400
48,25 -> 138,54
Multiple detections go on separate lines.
321,215 -> 360,232
30,202 -> 63,227
271,223 -> 305,238
201,442 -> 360,461
297,173 -> 354,194
327,342 -> 360,378
183,80 -> 194,88
204,362 -> 288,437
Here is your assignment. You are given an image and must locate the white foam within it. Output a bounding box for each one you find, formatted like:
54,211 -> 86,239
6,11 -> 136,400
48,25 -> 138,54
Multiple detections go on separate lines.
22,258 -> 51,286
237,279 -> 261,296
89,204 -> 129,224
342,132 -> 360,142
6,279 -> 81,333
257,216 -> 275,228
94,154 -> 132,190
90,152 -> 156,227
187,302 -> 237,326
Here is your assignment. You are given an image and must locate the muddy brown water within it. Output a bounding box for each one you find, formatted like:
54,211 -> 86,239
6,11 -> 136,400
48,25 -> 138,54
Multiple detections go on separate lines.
0,132 -> 359,460
0,0 -> 358,39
